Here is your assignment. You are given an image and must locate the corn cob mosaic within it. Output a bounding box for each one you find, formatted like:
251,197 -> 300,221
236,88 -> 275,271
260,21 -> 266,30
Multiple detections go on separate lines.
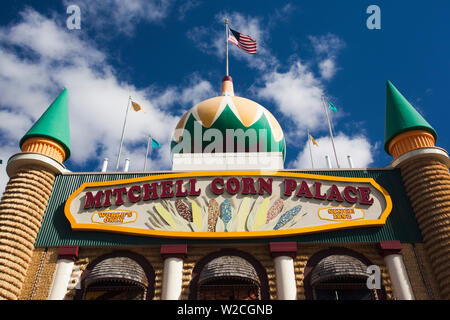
273,205 -> 302,230
207,199 -> 220,232
176,199 -> 192,222
220,199 -> 233,232
147,197 -> 306,232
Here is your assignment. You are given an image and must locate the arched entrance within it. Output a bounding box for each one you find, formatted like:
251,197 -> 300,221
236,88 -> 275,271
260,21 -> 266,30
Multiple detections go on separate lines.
75,251 -> 155,300
304,248 -> 386,300
198,255 -> 260,300
310,254 -> 375,300
189,249 -> 270,300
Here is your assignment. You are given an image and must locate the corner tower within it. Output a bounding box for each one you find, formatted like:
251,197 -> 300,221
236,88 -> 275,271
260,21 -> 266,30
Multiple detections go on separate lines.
0,88 -> 70,300
384,81 -> 450,299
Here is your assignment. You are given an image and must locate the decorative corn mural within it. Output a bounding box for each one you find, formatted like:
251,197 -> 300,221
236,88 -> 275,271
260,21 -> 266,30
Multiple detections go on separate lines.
146,196 -> 306,233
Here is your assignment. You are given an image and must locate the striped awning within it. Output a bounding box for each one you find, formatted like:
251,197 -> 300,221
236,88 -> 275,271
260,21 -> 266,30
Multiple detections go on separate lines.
310,255 -> 369,285
85,256 -> 148,287
198,255 -> 260,285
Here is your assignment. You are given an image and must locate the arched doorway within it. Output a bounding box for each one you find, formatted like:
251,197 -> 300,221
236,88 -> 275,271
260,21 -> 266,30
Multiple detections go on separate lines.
310,255 -> 375,300
189,249 -> 270,300
76,251 -> 155,300
198,255 -> 260,300
304,248 -> 386,300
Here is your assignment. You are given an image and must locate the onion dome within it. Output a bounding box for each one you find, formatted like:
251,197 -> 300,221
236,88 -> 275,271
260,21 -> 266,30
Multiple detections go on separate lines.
171,76 -> 286,160
19,88 -> 71,161
384,81 -> 437,154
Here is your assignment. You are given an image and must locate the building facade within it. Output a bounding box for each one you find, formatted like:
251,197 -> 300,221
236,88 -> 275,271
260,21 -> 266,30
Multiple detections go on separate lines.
0,77 -> 449,300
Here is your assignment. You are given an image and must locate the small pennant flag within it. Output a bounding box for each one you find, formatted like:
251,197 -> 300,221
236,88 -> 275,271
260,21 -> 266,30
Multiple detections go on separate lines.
151,138 -> 161,148
309,134 -> 319,146
228,27 -> 257,54
328,101 -> 338,113
131,100 -> 146,113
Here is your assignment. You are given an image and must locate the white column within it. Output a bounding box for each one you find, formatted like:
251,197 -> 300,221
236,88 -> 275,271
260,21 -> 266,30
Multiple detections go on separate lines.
161,257 -> 184,300
160,244 -> 187,300
383,254 -> 415,300
47,246 -> 78,300
48,259 -> 75,300
270,242 -> 297,300
273,255 -> 297,300
378,241 -> 415,300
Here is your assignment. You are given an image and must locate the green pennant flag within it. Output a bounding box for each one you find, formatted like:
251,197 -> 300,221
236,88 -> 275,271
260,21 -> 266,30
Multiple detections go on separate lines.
328,101 -> 338,112
151,138 -> 162,148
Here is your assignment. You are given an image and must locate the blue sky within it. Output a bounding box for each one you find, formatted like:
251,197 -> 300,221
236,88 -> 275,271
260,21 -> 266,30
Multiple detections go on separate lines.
0,1 -> 449,194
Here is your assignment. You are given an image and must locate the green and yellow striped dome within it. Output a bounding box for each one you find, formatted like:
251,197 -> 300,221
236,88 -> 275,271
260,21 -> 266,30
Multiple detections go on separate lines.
171,76 -> 286,160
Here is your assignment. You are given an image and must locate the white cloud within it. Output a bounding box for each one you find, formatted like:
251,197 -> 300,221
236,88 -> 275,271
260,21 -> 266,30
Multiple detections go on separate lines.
309,33 -> 345,81
289,133 -> 375,169
63,0 -> 174,35
0,9 -> 212,196
309,33 -> 345,55
187,11 -> 279,72
318,58 -> 337,80
0,9 -> 103,62
178,0 -> 201,20
149,75 -> 216,111
257,60 -> 327,133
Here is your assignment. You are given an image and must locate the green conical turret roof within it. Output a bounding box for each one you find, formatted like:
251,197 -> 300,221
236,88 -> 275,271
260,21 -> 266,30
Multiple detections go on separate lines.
384,80 -> 437,153
20,88 -> 71,160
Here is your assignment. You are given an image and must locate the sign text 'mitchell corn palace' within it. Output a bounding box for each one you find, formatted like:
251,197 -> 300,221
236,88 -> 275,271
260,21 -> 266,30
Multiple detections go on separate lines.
84,176 -> 375,210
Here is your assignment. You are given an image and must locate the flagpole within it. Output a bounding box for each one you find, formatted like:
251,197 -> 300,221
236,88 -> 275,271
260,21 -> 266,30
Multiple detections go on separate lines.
307,130 -> 314,169
321,95 -> 340,168
225,18 -> 229,76
143,135 -> 152,171
115,96 -> 131,171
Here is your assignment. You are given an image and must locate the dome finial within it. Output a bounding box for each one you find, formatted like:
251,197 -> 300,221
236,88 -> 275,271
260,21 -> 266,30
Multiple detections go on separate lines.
221,75 -> 234,96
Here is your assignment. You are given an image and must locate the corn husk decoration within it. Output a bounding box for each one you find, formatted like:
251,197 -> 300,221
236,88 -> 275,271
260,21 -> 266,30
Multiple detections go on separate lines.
146,202 -> 192,231
253,198 -> 270,230
191,200 -> 203,231
235,197 -> 251,231
153,203 -> 176,228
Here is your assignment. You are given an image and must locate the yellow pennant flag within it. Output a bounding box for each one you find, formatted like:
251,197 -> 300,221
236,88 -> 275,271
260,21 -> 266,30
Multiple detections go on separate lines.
131,100 -> 146,113
309,134 -> 319,146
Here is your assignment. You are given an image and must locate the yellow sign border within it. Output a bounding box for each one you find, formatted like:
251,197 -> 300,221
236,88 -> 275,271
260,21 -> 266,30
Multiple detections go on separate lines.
64,171 -> 393,239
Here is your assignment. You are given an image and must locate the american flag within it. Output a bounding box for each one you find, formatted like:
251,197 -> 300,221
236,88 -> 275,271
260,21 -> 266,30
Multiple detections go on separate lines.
228,28 -> 257,54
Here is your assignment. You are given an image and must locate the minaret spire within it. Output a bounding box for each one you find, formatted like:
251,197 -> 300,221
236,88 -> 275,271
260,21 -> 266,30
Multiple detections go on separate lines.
20,88 -> 71,163
385,80 -> 450,299
384,80 -> 436,158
